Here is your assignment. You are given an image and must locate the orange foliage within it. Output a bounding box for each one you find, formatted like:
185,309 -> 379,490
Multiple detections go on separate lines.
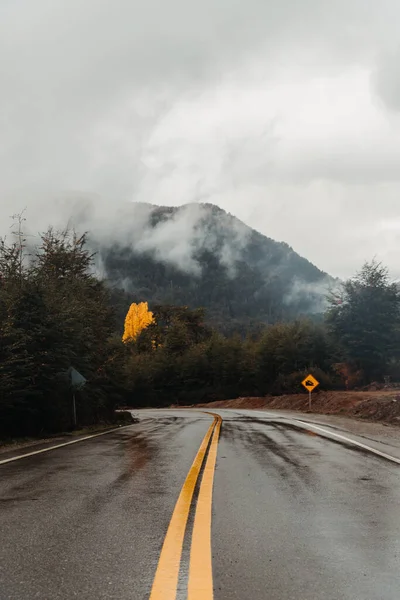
333,362 -> 363,390
122,302 -> 154,343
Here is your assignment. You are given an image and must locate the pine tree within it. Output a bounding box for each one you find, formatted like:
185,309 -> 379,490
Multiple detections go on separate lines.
326,260 -> 400,382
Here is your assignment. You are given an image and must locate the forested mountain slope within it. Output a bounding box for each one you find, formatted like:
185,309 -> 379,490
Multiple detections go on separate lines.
86,202 -> 333,333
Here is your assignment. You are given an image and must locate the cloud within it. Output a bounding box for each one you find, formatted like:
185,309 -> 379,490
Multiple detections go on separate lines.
1,0 -> 400,281
283,277 -> 335,313
372,47 -> 400,112
5,198 -> 250,278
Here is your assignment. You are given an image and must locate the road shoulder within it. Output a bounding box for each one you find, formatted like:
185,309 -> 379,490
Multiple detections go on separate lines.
245,408 -> 400,461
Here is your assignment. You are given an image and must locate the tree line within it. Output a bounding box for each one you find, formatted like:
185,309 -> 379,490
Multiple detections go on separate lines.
120,259 -> 400,406
1,220 -> 399,438
0,221 -> 122,437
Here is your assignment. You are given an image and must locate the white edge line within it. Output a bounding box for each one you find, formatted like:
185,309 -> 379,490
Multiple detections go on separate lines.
210,409 -> 400,466
244,410 -> 400,465
0,424 -> 134,466
289,419 -> 400,465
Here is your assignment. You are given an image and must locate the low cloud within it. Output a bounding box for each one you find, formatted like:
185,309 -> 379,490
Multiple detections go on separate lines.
11,199 -> 251,278
1,1 -> 400,281
283,277 -> 336,313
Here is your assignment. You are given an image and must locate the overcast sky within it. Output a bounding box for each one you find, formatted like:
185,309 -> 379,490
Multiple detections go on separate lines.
1,0 -> 400,279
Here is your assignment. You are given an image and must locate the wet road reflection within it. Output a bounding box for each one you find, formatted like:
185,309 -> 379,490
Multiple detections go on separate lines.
1,408 -> 400,600
0,410 -> 211,600
213,410 -> 400,600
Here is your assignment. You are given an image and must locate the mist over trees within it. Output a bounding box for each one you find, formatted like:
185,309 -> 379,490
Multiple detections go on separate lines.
96,202 -> 332,334
0,217 -> 399,439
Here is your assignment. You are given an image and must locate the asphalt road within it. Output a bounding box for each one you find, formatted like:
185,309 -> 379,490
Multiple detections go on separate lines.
1,409 -> 400,600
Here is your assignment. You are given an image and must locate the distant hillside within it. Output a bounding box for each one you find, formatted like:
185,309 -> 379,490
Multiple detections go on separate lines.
86,202 -> 334,334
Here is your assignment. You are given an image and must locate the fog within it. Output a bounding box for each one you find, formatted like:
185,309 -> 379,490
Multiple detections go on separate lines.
1,1 -> 400,279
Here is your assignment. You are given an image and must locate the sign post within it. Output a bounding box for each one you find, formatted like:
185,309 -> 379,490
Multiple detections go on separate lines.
67,367 -> 87,428
72,392 -> 77,428
301,374 -> 320,411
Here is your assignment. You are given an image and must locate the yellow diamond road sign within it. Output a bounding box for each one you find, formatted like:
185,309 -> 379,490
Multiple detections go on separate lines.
301,374 -> 320,392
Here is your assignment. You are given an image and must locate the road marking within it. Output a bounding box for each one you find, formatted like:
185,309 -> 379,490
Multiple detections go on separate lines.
0,425 -> 133,466
188,414 -> 222,600
232,409 -> 400,466
291,419 -> 400,465
149,415 -> 218,600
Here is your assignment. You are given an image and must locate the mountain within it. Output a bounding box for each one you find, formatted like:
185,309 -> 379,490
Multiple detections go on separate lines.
86,202 -> 334,334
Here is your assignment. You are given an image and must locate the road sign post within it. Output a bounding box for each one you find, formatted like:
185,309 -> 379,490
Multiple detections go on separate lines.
301,374 -> 320,411
72,392 -> 77,428
67,367 -> 87,429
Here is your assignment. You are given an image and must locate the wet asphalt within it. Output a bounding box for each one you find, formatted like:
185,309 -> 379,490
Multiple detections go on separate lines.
1,409 -> 400,600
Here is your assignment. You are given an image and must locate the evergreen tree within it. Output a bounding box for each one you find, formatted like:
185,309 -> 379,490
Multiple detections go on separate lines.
326,260 -> 400,382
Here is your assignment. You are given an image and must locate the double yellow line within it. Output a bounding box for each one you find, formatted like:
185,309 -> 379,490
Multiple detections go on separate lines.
149,412 -> 222,600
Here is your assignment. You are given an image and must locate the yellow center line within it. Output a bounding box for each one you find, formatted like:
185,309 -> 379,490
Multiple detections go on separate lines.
188,413 -> 222,600
149,414 -> 217,600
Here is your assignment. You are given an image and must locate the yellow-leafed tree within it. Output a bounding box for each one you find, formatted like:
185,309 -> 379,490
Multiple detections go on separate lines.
122,302 -> 154,343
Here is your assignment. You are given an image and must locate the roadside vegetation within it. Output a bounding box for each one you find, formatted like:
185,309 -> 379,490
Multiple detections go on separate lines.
122,259 -> 400,406
0,217 -> 122,438
1,216 -> 399,438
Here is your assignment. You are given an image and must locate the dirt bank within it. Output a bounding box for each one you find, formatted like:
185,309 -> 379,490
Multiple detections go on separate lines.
195,390 -> 400,424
